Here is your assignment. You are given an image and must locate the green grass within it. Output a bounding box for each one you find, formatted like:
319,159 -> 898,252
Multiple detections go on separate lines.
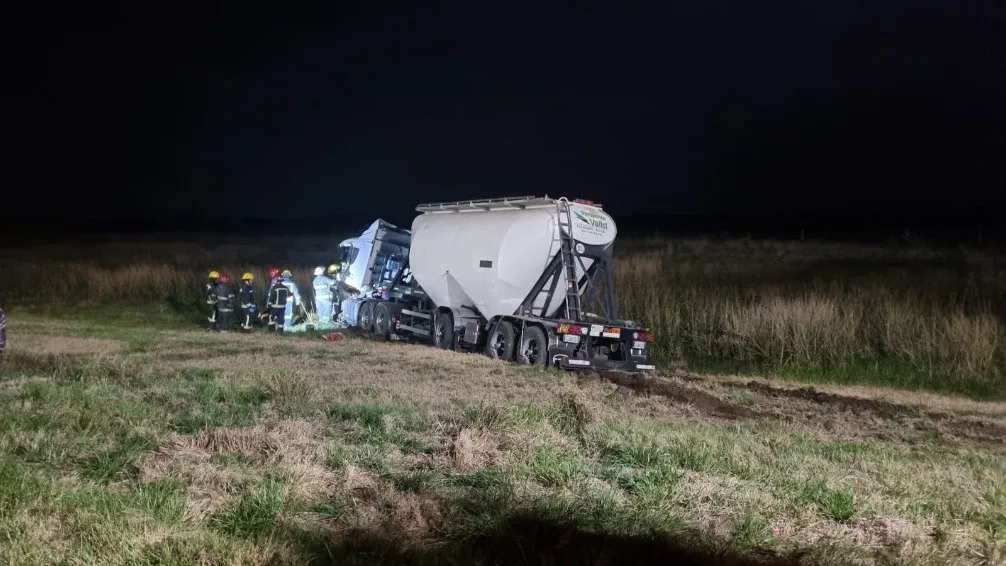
0,316 -> 1004,564
210,474 -> 288,538
12,301 -> 203,329
80,433 -> 158,483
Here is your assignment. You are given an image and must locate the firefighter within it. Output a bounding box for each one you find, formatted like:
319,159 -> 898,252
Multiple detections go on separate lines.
312,266 -> 335,326
266,267 -> 280,296
327,263 -> 342,321
266,273 -> 290,333
211,273 -> 236,331
261,267 -> 281,325
205,270 -> 220,330
238,272 -> 257,332
281,269 -> 302,329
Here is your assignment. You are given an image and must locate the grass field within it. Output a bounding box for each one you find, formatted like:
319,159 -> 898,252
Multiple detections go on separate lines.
1,235 -> 1005,564
2,234 -> 1005,397
0,315 -> 1004,565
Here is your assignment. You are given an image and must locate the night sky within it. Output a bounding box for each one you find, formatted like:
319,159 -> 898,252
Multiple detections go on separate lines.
7,2 -> 1005,232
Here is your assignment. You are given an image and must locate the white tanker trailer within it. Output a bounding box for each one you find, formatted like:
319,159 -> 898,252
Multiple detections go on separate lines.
342,195 -> 655,372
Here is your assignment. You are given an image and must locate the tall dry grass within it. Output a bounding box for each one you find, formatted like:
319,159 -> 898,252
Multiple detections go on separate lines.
614,239 -> 1006,390
1,260 -> 317,308
1,235 -> 1005,392
0,236 -> 339,309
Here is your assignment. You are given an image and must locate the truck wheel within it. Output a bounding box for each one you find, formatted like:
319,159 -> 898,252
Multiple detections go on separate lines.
486,320 -> 516,361
374,303 -> 392,341
434,313 -> 454,350
517,325 -> 548,367
359,302 -> 375,333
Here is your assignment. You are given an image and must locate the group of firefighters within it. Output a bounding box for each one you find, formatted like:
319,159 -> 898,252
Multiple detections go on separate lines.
203,264 -> 341,333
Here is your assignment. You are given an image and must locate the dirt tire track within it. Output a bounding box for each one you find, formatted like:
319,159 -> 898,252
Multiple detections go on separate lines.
739,380 -> 915,419
584,371 -> 1005,445
734,380 -> 1006,444
591,371 -> 763,420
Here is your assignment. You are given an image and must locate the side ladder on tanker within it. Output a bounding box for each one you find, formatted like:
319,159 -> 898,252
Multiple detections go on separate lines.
556,198 -> 582,321
528,198 -> 582,321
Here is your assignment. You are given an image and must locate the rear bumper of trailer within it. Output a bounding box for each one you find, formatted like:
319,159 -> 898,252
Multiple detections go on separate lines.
556,357 -> 656,372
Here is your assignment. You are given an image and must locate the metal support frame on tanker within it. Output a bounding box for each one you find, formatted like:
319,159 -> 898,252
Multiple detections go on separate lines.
518,243 -> 618,323
574,247 -> 619,321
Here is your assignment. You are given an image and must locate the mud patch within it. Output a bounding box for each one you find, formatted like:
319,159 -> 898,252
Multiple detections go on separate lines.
738,380 -> 1006,443
594,371 -> 761,420
925,412 -> 1006,444
741,381 -> 914,419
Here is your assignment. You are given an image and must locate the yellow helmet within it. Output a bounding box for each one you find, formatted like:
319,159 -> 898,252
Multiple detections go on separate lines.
242,272 -> 254,281
208,270 -> 220,279
327,263 -> 339,274
281,269 -> 292,277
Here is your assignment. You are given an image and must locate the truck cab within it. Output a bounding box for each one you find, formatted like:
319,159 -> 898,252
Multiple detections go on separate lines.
334,219 -> 412,328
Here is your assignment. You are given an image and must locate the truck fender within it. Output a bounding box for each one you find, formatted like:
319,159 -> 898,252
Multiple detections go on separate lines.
449,306 -> 487,346
448,306 -> 480,327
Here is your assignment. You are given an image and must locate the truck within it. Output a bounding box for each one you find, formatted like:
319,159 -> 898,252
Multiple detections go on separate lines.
333,195 -> 656,372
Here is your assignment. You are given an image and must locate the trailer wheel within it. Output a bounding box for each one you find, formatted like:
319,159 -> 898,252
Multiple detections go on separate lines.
517,325 -> 548,367
433,312 -> 454,350
486,320 -> 516,361
373,303 -> 392,341
359,302 -> 375,333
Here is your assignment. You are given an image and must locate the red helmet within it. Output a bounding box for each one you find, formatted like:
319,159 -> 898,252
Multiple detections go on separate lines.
268,267 -> 280,279
219,273 -> 231,284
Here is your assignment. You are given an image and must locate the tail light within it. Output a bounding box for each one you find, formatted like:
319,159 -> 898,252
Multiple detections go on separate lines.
557,323 -> 589,335
632,331 -> 654,342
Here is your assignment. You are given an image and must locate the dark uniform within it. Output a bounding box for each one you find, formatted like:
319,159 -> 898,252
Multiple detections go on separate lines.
239,281 -> 257,332
211,280 -> 235,331
266,279 -> 291,333
330,279 -> 343,321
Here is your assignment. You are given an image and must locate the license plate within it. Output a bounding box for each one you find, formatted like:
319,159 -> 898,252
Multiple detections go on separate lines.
633,341 -> 646,349
589,324 -> 603,336
563,334 -> 581,344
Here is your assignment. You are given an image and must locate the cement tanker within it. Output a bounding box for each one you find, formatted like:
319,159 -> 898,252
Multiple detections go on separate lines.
409,199 -> 609,321
337,195 -> 655,372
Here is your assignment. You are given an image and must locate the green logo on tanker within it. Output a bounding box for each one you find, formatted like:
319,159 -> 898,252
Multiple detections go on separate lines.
573,210 -> 609,232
